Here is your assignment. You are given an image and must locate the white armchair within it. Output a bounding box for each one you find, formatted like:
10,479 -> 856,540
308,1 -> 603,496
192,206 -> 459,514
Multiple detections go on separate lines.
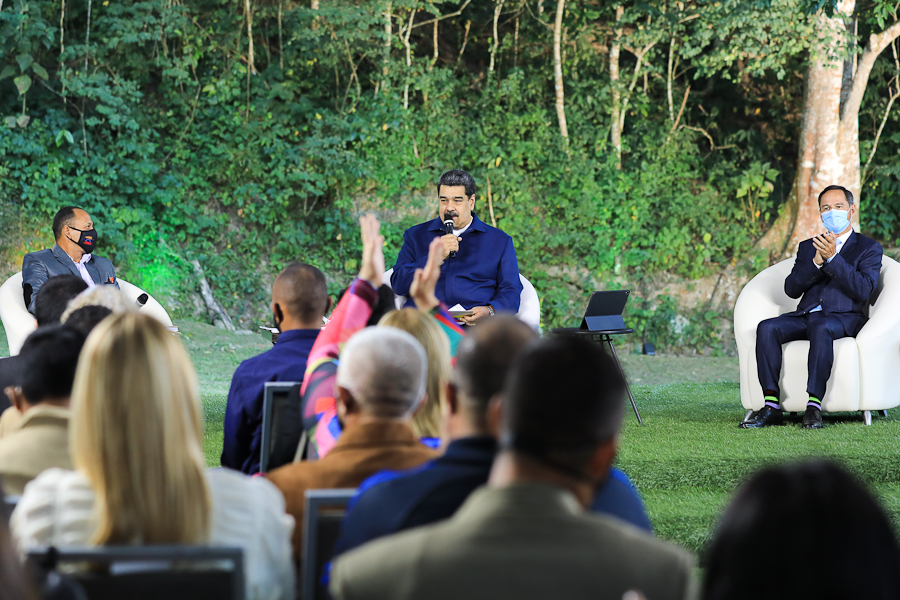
382,268 -> 541,330
734,256 -> 900,425
0,272 -> 175,357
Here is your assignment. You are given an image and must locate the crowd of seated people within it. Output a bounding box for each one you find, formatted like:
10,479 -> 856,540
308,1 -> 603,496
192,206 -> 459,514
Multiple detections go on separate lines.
0,213 -> 899,600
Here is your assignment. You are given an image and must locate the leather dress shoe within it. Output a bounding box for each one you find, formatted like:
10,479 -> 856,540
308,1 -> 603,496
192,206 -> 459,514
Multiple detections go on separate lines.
802,406 -> 824,429
739,406 -> 784,428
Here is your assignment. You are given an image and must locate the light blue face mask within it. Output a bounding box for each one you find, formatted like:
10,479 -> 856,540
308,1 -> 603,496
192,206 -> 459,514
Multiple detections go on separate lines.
822,209 -> 850,234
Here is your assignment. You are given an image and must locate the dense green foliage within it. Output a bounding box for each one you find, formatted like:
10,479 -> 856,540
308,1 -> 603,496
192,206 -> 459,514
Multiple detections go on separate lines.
2,0 -> 899,352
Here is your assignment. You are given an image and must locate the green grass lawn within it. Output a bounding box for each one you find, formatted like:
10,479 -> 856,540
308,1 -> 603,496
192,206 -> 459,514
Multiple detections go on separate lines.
4,319 -> 899,559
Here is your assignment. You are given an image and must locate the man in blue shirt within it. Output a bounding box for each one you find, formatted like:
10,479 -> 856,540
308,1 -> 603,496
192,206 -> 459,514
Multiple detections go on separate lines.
221,263 -> 330,474
333,317 -> 652,557
391,169 -> 523,324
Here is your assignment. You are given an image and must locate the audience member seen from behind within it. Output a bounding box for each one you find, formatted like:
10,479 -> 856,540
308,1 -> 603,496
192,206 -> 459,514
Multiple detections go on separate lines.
379,309 -> 451,442
333,315 -> 535,556
62,305 -> 113,335
221,262 -> 330,474
11,313 -> 296,600
60,285 -> 135,322
267,326 -> 438,559
334,314 -> 651,557
331,336 -> 696,600
703,460 -> 900,600
0,275 -> 88,417
0,326 -> 85,496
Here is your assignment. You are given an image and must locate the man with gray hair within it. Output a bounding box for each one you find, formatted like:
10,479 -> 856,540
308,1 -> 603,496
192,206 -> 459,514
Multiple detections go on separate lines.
331,335 -> 697,600
267,326 -> 438,559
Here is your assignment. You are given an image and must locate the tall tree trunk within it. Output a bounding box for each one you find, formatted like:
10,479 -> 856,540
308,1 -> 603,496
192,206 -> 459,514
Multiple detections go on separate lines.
382,1 -> 392,91
489,0 -> 504,74
759,1 -> 900,256
552,0 -> 569,147
245,0 -> 257,74
609,5 -> 623,168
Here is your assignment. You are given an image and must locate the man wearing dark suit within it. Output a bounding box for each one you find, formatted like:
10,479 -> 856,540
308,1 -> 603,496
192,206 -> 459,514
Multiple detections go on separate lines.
22,206 -> 118,315
330,336 -> 696,600
741,185 -> 883,430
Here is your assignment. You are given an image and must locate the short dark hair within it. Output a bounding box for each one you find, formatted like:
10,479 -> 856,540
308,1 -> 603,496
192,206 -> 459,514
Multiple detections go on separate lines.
275,263 -> 329,323
455,316 -> 537,416
34,275 -> 89,327
63,304 -> 113,334
817,185 -> 854,206
52,206 -> 83,240
703,460 -> 900,600
17,325 -> 86,403
437,169 -> 476,197
501,335 -> 626,478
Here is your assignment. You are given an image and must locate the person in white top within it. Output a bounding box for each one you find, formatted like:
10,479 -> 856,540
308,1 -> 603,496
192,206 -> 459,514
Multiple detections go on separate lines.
11,312 -> 296,600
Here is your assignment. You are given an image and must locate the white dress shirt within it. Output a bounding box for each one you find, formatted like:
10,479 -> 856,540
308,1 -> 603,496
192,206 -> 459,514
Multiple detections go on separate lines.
72,253 -> 96,288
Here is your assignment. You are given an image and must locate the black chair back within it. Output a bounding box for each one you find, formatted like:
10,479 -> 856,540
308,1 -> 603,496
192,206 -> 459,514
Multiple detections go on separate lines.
301,489 -> 355,600
260,381 -> 304,472
26,545 -> 245,600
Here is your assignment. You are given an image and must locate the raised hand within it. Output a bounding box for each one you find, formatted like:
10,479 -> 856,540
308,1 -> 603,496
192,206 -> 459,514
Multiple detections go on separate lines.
358,213 -> 385,287
411,237 -> 443,312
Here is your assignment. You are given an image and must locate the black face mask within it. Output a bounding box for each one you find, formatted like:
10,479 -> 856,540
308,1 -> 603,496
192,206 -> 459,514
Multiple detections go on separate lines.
67,226 -> 98,253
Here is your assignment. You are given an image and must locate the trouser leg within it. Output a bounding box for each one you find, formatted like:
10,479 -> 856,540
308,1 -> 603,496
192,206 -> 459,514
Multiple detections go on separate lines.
806,313 -> 849,401
756,315 -> 810,398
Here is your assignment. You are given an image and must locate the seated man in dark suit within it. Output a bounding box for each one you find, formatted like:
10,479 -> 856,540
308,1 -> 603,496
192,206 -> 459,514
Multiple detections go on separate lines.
334,317 -> 653,557
741,185 -> 883,430
331,336 -> 695,600
221,262 -> 330,474
391,169 -> 522,325
22,206 -> 118,315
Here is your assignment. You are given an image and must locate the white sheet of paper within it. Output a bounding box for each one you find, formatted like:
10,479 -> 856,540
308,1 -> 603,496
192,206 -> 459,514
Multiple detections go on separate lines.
449,303 -> 467,312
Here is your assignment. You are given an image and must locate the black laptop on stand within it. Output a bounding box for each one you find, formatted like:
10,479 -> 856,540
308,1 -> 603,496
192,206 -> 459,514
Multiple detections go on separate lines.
550,290 -> 642,424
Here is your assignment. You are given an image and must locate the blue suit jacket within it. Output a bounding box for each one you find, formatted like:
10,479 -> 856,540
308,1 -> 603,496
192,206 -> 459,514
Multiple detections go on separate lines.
220,328 -> 318,475
333,436 -> 652,558
783,231 -> 882,334
391,213 -> 523,312
22,244 -> 118,314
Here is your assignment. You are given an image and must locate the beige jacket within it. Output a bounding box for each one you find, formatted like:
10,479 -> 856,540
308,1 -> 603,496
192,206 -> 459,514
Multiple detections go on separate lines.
331,482 -> 698,600
0,404 -> 72,495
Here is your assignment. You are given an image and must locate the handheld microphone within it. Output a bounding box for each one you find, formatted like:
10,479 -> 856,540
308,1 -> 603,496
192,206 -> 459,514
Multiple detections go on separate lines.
444,219 -> 457,259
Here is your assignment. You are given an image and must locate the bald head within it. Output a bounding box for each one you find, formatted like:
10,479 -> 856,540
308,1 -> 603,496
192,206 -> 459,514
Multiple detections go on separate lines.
336,327 -> 427,419
454,316 -> 537,423
272,263 -> 328,328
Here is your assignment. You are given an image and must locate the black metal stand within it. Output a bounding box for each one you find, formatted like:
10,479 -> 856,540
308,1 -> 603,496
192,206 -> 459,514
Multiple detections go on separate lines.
549,328 -> 643,425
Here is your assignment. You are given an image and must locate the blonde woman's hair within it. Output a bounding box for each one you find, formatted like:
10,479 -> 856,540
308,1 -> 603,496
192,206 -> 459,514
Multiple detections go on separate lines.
378,309 -> 451,438
71,312 -> 211,545
61,286 -> 135,323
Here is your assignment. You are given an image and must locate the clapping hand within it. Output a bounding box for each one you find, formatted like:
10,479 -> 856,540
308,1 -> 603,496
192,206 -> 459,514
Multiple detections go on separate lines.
410,237 -> 443,312
358,214 -> 385,288
812,231 -> 836,266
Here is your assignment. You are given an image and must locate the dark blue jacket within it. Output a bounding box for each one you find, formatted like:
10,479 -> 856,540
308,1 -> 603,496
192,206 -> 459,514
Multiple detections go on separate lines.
784,231 -> 882,334
220,329 -> 318,474
391,213 -> 523,312
333,436 -> 652,557
22,245 -> 118,314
